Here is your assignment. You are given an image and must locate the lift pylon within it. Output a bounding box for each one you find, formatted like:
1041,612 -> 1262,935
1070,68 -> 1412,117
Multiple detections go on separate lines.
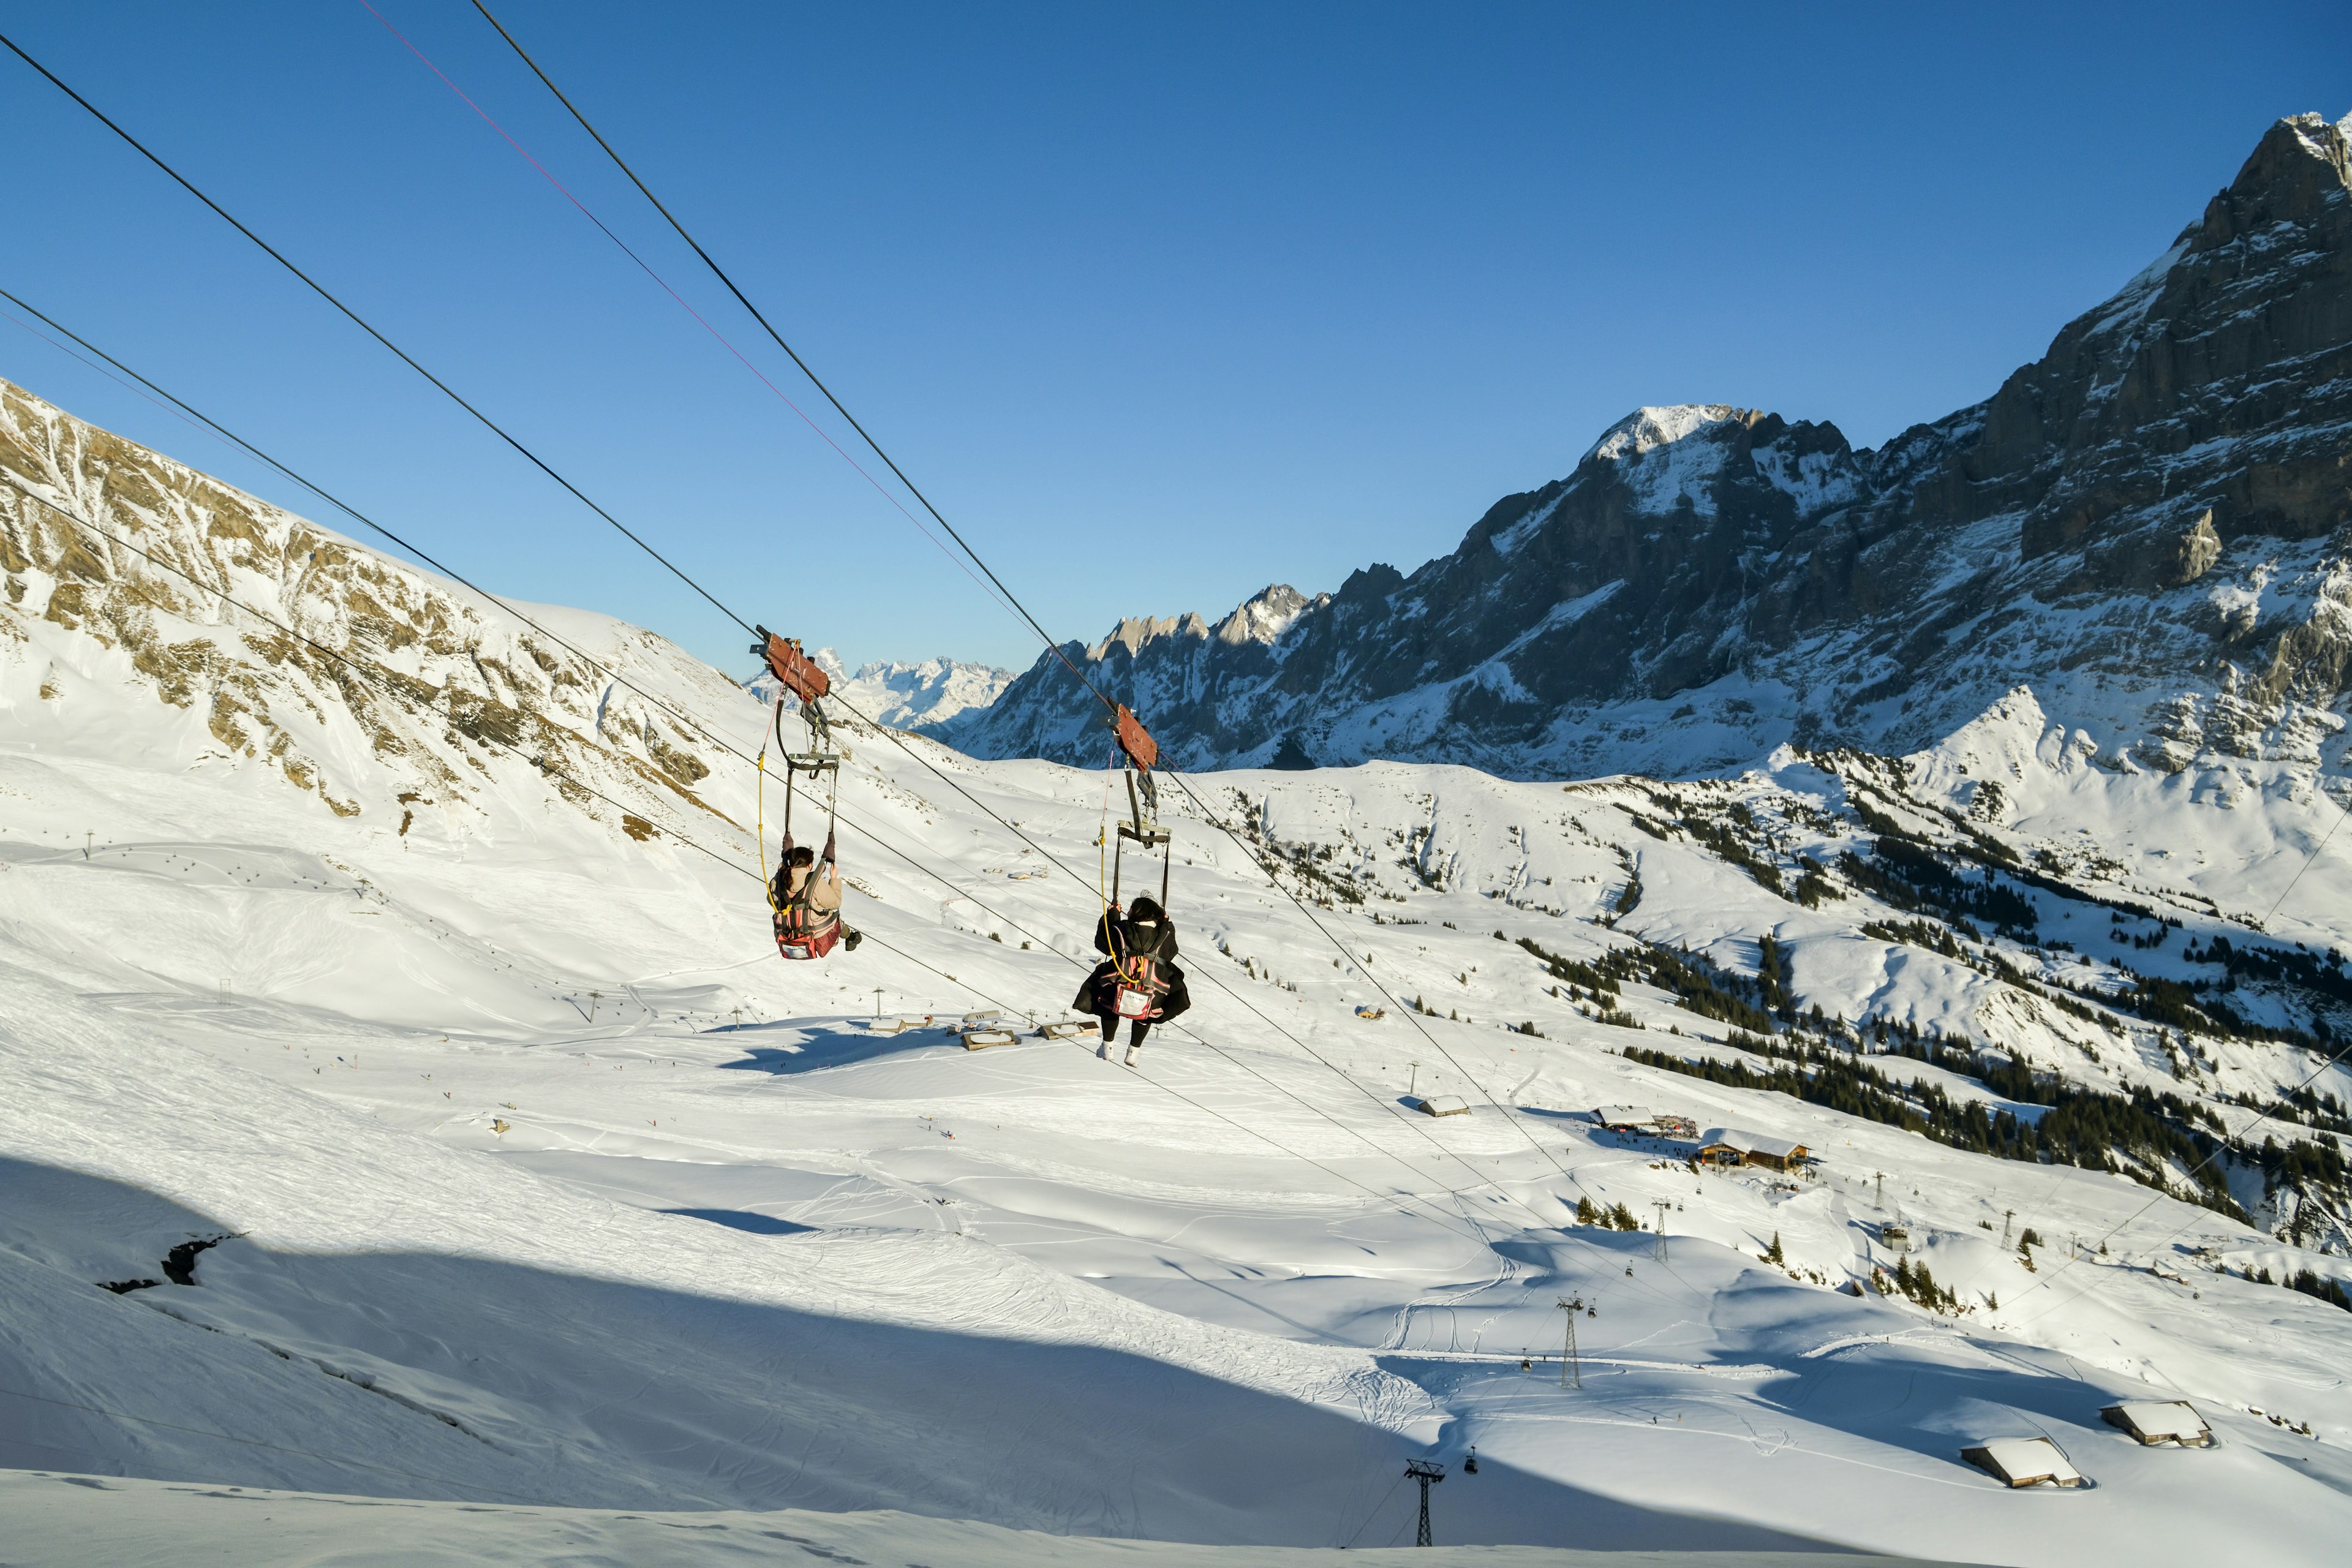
1404,1458 -> 1445,1547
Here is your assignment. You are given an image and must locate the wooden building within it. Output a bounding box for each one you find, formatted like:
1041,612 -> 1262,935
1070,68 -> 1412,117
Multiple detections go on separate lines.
1960,1438 -> 2085,1488
2101,1401 -> 2212,1447
1697,1127 -> 1809,1170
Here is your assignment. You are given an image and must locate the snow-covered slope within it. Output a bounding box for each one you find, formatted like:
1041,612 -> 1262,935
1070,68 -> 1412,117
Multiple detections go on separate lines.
946,111 -> 2352,783
3,382 -> 2350,1564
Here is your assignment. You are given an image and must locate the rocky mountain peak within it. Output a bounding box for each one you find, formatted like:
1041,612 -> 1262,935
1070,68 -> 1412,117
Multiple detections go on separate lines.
944,111 -> 2352,782
2201,111 -> 2351,245
1579,404 -> 1750,466
1213,584 -> 1319,647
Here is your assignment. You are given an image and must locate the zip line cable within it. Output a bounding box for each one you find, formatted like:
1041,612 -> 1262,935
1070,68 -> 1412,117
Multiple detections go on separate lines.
0,467 -> 1011,1021
467,0 -> 1098,685
354,0 -> 1034,637
1165,771 -> 1583,1191
0,478 -> 1505,1242
0,26 -> 757,639
0,475 -> 750,880
0,284 -> 1528,1238
43,0 -> 2325,1303
6,26 -> 1567,1229
448,7 -> 1584,1195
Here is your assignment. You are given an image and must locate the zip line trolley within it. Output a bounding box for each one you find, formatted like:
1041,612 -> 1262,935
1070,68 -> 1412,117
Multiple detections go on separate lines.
1107,703 -> 1172,910
754,625 -> 844,959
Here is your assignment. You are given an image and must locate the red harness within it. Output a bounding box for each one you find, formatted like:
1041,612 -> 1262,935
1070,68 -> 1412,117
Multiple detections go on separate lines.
773,862 -> 841,961
1105,930 -> 1173,1017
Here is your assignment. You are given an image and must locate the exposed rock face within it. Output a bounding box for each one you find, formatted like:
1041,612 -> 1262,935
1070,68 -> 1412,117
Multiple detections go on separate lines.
0,378 -> 754,835
941,112 -> 2352,780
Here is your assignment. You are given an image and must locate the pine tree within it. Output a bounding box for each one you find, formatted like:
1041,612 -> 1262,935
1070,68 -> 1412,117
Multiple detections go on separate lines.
1765,1232 -> 1785,1265
1575,1196 -> 1601,1226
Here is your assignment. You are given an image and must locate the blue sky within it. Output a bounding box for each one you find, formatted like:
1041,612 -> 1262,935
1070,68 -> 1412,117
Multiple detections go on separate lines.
1,2 -> 2342,677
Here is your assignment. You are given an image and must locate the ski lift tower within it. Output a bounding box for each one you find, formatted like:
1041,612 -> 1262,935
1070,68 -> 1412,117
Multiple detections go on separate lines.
1404,1458 -> 1445,1547
1556,1296 -> 1585,1389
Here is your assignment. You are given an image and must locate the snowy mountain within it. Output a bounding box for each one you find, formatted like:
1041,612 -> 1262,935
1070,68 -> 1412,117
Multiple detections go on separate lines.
6,163 -> 2352,1566
943,111 -> 2352,782
810,648 -> 1013,730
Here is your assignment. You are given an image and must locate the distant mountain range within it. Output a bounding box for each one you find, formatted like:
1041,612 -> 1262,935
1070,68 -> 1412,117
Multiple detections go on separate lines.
812,651 -> 1012,731
935,111 -> 2352,782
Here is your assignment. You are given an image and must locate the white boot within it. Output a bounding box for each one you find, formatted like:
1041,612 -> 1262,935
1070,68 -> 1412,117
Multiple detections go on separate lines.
1123,1044 -> 1142,1068
1096,1039 -> 1110,1060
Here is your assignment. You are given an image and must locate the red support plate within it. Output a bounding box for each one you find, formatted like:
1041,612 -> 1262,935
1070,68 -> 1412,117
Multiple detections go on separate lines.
1113,704 -> 1158,771
760,632 -> 831,705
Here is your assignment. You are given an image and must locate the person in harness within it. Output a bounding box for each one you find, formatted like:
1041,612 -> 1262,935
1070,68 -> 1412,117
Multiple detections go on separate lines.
772,840 -> 862,959
1077,894 -> 1188,1066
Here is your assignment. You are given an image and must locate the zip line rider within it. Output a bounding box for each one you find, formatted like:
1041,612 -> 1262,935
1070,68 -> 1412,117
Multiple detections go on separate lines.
773,840 -> 861,958
1080,894 -> 1189,1067
754,625 -> 861,960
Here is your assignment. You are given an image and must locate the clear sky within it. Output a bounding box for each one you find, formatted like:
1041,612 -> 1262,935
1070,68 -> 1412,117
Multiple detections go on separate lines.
1,2 -> 2343,678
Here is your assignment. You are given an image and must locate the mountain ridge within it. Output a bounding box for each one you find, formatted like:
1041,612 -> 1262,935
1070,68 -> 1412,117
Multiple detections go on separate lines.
938,111 -> 2352,783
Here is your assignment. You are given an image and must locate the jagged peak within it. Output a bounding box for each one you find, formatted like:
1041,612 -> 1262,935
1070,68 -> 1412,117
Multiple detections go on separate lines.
1214,583 -> 1320,647
1091,611 -> 1210,660
1577,405 -> 1752,469
2193,110 -> 2352,249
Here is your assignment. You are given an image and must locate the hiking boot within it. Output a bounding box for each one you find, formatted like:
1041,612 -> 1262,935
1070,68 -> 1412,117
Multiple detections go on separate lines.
843,929 -> 863,952
1123,1045 -> 1142,1068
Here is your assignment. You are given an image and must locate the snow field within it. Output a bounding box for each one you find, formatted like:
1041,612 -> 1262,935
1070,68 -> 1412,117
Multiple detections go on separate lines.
4,539 -> 2351,1559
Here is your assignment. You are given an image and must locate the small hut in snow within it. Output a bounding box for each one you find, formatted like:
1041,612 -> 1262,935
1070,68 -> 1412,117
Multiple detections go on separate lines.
1960,1438 -> 2085,1488
1415,1095 -> 1471,1118
1698,1127 -> 1809,1171
2101,1402 -> 2212,1447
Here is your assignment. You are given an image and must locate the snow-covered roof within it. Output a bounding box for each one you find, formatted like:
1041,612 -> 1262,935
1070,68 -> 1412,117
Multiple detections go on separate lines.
1699,1127 -> 1805,1159
1594,1104 -> 1651,1126
1416,1095 -> 1471,1117
1961,1438 -> 2084,1488
2103,1402 -> 2211,1445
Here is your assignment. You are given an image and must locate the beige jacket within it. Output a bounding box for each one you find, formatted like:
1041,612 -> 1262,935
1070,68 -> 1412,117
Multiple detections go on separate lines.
785,861 -> 843,917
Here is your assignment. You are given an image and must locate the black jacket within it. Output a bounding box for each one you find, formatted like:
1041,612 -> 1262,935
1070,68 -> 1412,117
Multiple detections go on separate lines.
1094,910 -> 1178,965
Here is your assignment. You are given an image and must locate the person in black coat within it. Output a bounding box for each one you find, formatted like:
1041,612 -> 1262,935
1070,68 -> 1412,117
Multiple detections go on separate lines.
1074,894 -> 1189,1066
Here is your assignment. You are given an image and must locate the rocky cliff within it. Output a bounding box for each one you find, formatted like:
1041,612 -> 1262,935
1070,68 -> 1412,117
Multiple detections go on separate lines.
941,111 -> 2352,781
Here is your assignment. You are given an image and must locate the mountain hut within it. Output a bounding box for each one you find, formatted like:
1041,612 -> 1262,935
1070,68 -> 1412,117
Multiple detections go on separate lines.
2101,1402 -> 2212,1447
1960,1438 -> 2085,1488
1697,1127 -> 1808,1170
